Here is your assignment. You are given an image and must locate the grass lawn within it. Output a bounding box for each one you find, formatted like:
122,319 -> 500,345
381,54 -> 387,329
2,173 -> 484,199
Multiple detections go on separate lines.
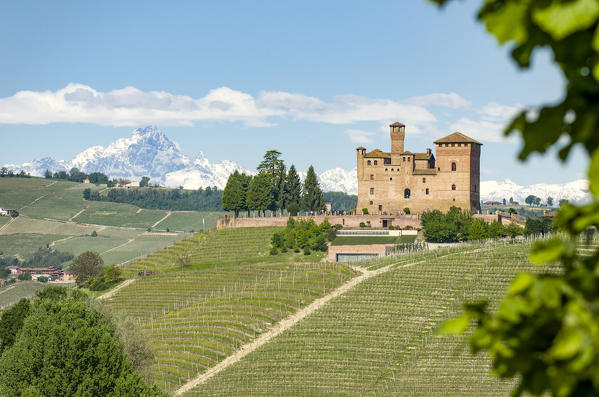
152,211 -> 224,232
0,234 -> 68,259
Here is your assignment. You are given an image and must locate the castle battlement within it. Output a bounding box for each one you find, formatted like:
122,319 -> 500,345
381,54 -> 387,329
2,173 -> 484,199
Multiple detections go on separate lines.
356,123 -> 482,214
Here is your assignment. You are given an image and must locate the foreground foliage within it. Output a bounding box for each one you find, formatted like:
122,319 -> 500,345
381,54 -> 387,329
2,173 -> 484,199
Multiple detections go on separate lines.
0,287 -> 164,396
431,0 -> 599,395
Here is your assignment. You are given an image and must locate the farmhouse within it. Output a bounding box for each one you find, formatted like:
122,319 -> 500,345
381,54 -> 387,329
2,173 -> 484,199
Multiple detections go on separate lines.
0,208 -> 17,216
7,266 -> 65,279
357,122 -> 482,214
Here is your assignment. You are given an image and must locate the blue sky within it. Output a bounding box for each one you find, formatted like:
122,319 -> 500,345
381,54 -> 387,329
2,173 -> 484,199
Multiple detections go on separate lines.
0,0 -> 586,184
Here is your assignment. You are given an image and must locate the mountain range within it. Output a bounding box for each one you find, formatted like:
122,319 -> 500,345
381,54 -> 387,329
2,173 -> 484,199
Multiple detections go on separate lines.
4,126 -> 590,203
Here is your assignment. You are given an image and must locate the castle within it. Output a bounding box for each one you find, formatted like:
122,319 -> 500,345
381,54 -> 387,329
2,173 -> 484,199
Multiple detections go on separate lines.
356,122 -> 482,215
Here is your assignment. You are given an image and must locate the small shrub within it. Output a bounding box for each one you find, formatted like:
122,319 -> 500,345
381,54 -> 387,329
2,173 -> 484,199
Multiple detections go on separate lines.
269,246 -> 279,255
166,227 -> 170,233
359,222 -> 366,228
362,208 -> 368,215
37,276 -> 48,283
147,227 -> 151,232
91,230 -> 98,237
303,247 -> 311,255
403,207 -> 410,214
281,246 -> 288,253
293,246 -> 300,253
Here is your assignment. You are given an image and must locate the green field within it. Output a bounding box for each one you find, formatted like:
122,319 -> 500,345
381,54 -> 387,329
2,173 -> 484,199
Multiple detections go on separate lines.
0,281 -> 48,309
185,241 -> 556,396
0,178 -> 224,265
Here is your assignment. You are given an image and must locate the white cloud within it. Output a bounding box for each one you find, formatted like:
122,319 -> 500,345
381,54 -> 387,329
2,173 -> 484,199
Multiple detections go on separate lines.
405,92 -> 472,109
479,102 -> 522,121
0,83 -> 470,129
449,117 -> 515,143
345,129 -> 377,143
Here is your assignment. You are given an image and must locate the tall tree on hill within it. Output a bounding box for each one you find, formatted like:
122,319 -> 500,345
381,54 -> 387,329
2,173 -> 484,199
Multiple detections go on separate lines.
257,150 -> 286,212
274,162 -> 287,213
302,165 -> 324,212
223,171 -> 247,216
246,172 -> 274,217
139,176 -> 150,187
44,169 -> 52,179
284,165 -> 302,215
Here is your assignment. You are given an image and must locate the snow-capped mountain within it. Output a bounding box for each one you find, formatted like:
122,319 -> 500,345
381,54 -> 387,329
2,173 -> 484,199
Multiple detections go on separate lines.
480,179 -> 589,204
4,127 -> 590,202
5,126 -> 252,189
318,168 -> 358,195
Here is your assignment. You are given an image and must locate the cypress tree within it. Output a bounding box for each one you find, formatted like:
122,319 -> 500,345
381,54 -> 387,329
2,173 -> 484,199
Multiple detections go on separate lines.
222,171 -> 243,216
285,165 -> 302,215
246,173 -> 274,217
302,165 -> 324,212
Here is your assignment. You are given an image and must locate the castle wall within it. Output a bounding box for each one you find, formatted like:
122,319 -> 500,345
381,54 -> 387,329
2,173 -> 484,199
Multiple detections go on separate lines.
217,214 -> 422,230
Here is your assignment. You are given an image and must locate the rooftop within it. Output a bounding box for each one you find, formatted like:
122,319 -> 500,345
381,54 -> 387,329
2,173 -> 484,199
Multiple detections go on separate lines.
434,132 -> 482,145
389,122 -> 405,127
364,149 -> 391,158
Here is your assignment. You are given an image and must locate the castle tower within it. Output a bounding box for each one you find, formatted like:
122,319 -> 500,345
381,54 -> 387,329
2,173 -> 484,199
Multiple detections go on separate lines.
390,122 -> 405,154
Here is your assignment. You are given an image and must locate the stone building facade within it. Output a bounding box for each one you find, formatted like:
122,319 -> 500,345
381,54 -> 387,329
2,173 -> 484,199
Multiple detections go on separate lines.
356,122 -> 482,214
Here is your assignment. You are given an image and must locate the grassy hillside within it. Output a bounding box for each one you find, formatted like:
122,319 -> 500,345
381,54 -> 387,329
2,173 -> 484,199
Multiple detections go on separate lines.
104,226 -> 355,393
0,281 -> 48,309
182,241 -> 560,396
0,178 -> 224,265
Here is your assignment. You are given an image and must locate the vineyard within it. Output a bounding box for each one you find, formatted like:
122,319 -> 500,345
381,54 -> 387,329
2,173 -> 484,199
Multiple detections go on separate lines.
121,227 -> 281,276
182,239 -> 565,396
106,262 -> 355,392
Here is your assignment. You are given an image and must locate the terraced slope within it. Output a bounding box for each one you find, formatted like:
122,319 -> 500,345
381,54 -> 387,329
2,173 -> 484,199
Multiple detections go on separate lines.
186,241 -> 560,396
122,227 -> 280,275
105,262 -> 355,392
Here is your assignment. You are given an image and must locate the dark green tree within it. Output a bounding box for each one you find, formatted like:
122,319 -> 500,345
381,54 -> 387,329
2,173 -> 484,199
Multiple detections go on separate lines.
139,176 -> 150,187
223,171 -> 246,216
44,170 -> 52,179
284,165 -> 302,215
0,298 -> 31,356
274,162 -> 287,212
257,150 -> 283,178
547,196 -> 554,207
246,173 -> 274,217
0,291 -> 165,396
487,220 -> 505,238
70,251 -> 103,287
302,166 -> 324,212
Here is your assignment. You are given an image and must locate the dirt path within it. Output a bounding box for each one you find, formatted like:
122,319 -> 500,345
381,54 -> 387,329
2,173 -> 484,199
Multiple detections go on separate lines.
152,211 -> 171,228
102,238 -> 135,254
20,194 -> 47,210
174,246 -> 486,396
0,217 -> 15,233
136,208 -> 142,214
49,235 -> 75,247
173,259 -> 420,395
96,279 -> 136,300
69,208 -> 86,221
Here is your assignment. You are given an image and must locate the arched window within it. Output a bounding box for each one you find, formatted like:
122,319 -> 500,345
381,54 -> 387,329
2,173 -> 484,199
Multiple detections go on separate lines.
425,188 -> 429,195
451,162 -> 457,171
474,184 -> 477,192
374,160 -> 378,165
451,184 -> 456,191
367,160 -> 371,165
404,188 -> 411,199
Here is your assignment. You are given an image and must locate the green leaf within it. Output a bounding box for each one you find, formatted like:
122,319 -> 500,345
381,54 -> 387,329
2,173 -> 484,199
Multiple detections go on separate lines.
532,0 -> 599,40
508,272 -> 535,296
589,148 -> 599,197
529,238 -> 567,265
480,1 -> 529,44
593,25 -> 599,52
550,328 -> 585,360
438,313 -> 471,335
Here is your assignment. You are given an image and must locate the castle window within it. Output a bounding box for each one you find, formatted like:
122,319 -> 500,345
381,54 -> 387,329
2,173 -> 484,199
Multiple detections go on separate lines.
367,160 -> 371,165
369,201 -> 373,205
422,177 -> 426,183
438,167 -> 440,171
384,158 -> 391,164
390,177 -> 393,181
426,188 -> 429,195
408,157 -> 411,162
404,189 -> 411,199
391,168 -> 394,171
451,162 -> 457,171
402,157 -> 405,161
451,143 -> 455,147
378,205 -> 382,211
474,184 -> 477,192
374,160 -> 378,165
370,174 -> 374,180
370,188 -> 374,195
385,168 -> 388,172
451,184 -> 456,191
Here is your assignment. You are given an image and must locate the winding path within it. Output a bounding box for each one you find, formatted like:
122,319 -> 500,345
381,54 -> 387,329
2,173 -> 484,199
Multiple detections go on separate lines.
173,259 -> 423,396
152,211 -> 171,228
97,279 -> 136,300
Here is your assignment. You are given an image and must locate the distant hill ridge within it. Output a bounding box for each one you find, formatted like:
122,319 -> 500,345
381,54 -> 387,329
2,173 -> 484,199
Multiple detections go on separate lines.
4,126 -> 589,203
